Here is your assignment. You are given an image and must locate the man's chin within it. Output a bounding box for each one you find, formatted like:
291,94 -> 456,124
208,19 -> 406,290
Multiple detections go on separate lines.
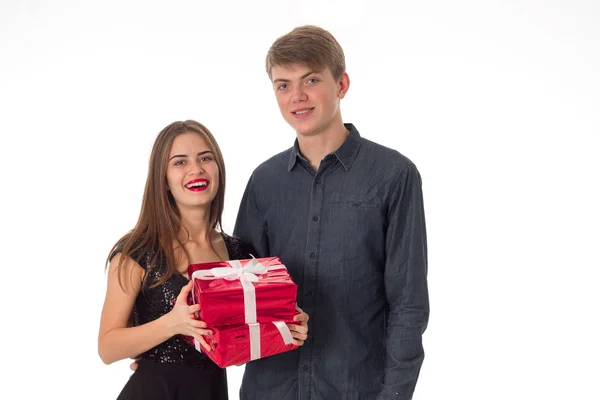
285,118 -> 314,136
294,125 -> 320,137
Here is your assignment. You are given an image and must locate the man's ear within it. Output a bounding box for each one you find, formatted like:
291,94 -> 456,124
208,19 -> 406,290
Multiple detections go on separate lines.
338,72 -> 350,99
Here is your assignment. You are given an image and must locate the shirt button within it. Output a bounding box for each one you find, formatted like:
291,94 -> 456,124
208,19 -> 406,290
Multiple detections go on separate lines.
312,216 -> 319,221
316,179 -> 321,184
302,364 -> 309,372
309,252 -> 316,258
306,291 -> 313,298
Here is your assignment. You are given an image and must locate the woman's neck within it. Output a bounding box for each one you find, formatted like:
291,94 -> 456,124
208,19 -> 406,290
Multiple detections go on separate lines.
178,206 -> 213,244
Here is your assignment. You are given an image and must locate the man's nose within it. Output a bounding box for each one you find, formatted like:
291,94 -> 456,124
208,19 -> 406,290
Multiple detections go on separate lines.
292,85 -> 308,103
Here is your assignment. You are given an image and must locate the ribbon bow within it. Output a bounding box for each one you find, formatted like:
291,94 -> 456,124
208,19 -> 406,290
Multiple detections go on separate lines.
208,257 -> 268,282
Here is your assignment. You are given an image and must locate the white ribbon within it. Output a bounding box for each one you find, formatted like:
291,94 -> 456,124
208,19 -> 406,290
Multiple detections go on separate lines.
248,321 -> 294,361
272,321 -> 294,345
191,257 -> 289,360
248,323 -> 261,360
206,257 -> 268,283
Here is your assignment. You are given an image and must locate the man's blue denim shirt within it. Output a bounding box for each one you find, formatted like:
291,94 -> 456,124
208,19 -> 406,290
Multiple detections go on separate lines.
234,124 -> 429,400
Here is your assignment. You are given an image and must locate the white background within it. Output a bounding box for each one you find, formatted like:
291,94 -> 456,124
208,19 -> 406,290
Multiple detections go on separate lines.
1,0 -> 599,399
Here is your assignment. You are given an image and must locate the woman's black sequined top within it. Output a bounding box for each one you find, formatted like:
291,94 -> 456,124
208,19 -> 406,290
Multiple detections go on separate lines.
110,233 -> 251,368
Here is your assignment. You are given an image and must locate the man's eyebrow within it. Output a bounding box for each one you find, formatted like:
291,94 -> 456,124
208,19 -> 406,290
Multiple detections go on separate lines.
301,70 -> 317,79
169,150 -> 213,161
273,70 -> 317,84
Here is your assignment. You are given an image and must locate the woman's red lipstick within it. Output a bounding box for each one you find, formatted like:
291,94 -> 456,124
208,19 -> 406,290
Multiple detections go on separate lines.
185,178 -> 209,192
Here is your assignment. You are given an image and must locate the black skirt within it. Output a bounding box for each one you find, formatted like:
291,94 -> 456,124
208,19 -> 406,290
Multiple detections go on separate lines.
117,360 -> 228,400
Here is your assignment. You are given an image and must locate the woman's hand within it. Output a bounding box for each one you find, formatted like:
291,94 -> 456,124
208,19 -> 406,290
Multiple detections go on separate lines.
287,305 -> 309,346
163,280 -> 212,351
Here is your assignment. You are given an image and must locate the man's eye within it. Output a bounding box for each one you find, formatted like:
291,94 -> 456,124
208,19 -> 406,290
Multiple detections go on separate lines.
307,78 -> 318,84
278,84 -> 288,90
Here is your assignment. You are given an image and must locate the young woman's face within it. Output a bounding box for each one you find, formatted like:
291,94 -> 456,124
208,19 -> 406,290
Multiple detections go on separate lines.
166,132 -> 219,211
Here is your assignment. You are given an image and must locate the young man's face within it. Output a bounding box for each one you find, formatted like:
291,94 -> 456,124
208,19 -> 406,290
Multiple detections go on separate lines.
271,63 -> 349,137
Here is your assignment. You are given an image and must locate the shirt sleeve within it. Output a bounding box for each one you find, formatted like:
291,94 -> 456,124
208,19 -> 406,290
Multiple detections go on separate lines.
233,173 -> 271,258
378,163 -> 429,400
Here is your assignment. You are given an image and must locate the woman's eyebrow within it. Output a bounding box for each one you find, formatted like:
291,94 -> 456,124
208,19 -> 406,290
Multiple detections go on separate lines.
169,150 -> 213,161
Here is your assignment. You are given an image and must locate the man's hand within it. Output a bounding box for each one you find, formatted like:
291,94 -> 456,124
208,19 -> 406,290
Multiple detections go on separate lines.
287,305 -> 309,346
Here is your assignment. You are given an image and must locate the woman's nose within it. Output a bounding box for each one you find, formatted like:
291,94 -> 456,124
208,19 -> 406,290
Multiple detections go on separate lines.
188,162 -> 204,175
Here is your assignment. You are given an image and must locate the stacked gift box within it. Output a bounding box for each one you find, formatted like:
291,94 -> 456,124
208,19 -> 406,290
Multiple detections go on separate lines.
184,256 -> 299,368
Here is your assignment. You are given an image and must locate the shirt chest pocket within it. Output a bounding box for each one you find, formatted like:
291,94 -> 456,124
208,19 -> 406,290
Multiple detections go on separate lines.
330,195 -> 382,212
331,198 -> 380,209
324,196 -> 385,259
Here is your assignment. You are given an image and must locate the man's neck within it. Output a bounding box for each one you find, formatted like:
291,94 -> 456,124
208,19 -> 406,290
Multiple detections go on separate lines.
297,123 -> 349,172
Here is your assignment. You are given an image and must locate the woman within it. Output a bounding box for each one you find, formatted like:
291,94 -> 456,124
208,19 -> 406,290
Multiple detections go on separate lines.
98,120 -> 308,399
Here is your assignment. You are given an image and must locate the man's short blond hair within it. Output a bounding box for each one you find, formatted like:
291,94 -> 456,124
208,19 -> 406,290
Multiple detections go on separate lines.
266,25 -> 346,81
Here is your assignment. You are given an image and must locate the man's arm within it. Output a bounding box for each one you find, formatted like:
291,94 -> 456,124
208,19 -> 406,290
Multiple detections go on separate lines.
234,173 -> 270,258
378,163 -> 429,400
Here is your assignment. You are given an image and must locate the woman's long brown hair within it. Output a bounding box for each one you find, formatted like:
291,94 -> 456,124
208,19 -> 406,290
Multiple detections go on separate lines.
106,120 -> 226,291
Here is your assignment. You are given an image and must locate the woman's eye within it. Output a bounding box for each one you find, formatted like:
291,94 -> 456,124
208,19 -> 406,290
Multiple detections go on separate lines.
174,160 -> 185,166
200,156 -> 213,162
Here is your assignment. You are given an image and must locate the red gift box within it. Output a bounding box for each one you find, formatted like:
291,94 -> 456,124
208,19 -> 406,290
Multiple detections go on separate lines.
187,256 -> 297,327
182,319 -> 299,368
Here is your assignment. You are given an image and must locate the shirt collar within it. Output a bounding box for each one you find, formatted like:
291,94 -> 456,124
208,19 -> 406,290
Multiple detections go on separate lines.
287,123 -> 362,171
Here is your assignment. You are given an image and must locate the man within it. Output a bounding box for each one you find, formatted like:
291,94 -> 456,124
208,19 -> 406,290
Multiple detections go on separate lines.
234,25 -> 429,400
